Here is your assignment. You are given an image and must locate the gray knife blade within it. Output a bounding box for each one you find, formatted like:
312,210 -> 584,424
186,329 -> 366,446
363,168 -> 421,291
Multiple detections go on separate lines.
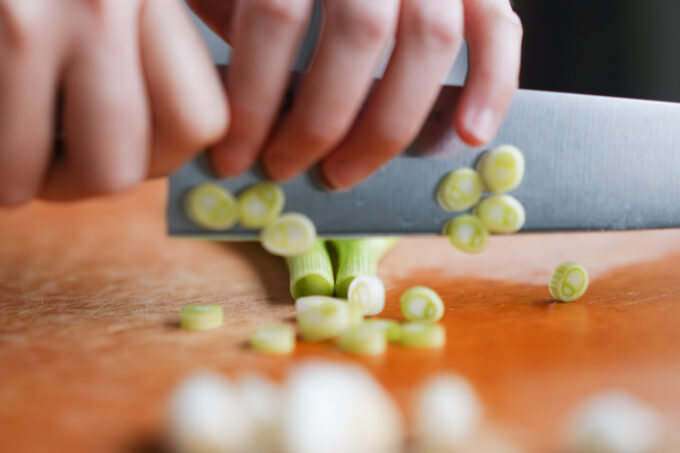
168,85 -> 680,239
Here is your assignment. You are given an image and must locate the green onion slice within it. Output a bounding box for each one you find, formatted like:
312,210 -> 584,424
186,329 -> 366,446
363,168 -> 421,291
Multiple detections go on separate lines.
549,261 -> 589,302
338,324 -> 387,355
184,183 -> 238,231
331,238 -> 399,298
297,299 -> 351,342
180,304 -> 224,331
475,194 -> 526,234
347,275 -> 386,316
443,215 -> 490,254
437,167 -> 483,212
260,213 -> 317,257
249,324 -> 296,354
400,323 -> 446,348
476,144 -> 525,194
362,319 -> 403,342
400,286 -> 444,323
237,182 -> 285,229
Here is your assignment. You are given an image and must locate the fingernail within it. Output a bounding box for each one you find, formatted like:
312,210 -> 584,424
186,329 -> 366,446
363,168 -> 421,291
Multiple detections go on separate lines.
322,159 -> 365,191
211,143 -> 251,177
465,107 -> 498,145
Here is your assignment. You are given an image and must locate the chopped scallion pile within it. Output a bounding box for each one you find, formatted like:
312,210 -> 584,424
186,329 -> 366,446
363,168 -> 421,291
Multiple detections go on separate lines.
179,304 -> 224,331
475,194 -> 526,234
237,182 -> 285,229
476,144 -> 525,194
443,215 -> 490,254
550,261 -> 589,302
260,213 -> 317,257
249,324 -> 296,354
400,286 -> 444,323
286,240 -> 334,299
185,183 -> 238,231
437,167 -> 483,212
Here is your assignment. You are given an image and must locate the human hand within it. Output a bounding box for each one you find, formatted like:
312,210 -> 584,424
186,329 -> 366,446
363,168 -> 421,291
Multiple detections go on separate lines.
190,0 -> 523,190
0,0 -> 228,205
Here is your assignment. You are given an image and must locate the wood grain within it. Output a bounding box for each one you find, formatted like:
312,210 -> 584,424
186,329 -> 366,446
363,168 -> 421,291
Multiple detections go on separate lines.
1,180 -> 680,452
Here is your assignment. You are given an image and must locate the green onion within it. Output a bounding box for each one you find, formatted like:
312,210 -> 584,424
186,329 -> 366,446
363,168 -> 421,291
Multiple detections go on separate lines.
184,183 -> 238,231
400,286 -> 444,323
338,324 -> 387,355
550,261 -> 589,302
237,182 -> 285,229
362,319 -> 403,342
297,299 -> 351,342
475,194 -> 526,234
347,275 -> 386,316
295,295 -> 343,314
443,215 -> 490,254
249,324 -> 296,354
437,167 -> 483,212
286,240 -> 334,299
330,238 -> 399,298
179,304 -> 224,331
476,144 -> 525,194
260,213 -> 317,257
400,323 -> 446,348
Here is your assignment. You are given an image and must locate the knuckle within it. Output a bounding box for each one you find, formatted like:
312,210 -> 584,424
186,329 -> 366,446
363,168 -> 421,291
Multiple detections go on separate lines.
251,0 -> 308,27
407,3 -> 463,50
498,9 -> 523,37
170,103 -> 229,150
87,166 -> 143,195
0,0 -> 46,49
295,118 -> 346,150
335,1 -> 394,45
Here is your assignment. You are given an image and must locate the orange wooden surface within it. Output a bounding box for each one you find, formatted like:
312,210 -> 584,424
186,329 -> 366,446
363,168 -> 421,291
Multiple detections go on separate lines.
1,180 -> 680,452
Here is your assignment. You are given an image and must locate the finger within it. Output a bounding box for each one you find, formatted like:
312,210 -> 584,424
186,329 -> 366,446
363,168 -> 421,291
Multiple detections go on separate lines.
141,0 -> 229,177
261,0 -> 399,182
0,2 -> 61,205
185,0 -> 237,43
321,0 -> 464,190
455,0 -> 523,146
42,2 -> 150,200
210,0 -> 313,177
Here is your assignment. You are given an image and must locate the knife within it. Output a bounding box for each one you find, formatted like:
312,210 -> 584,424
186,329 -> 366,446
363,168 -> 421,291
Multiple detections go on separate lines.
167,83 -> 680,239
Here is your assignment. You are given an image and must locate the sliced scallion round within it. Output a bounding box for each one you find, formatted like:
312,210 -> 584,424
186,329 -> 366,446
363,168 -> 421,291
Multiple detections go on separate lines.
443,215 -> 490,254
249,324 -> 296,354
260,213 -> 316,257
184,183 -> 238,231
295,296 -> 344,315
400,323 -> 446,349
437,167 -> 483,212
347,275 -> 386,316
475,194 -> 526,234
476,144 -> 525,194
297,299 -> 351,342
338,324 -> 387,355
550,261 -> 589,302
362,319 -> 403,342
180,304 -> 224,331
237,182 -> 285,229
400,286 -> 444,323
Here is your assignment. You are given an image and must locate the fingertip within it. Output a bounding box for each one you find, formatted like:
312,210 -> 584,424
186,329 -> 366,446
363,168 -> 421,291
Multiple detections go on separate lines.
209,142 -> 255,178
454,105 -> 499,146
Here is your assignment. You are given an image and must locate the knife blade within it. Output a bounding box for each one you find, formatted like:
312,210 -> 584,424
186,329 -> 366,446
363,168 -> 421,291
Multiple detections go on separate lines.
167,85 -> 680,239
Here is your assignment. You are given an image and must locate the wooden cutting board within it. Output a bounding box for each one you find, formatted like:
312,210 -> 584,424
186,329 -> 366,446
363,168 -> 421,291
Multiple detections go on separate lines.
1,180 -> 680,453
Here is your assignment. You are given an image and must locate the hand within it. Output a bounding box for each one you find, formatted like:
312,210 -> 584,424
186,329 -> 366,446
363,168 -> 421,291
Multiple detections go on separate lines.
190,0 -> 523,190
0,0 -> 228,205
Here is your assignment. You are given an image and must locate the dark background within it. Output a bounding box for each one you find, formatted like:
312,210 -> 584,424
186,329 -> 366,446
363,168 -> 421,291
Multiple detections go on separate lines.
514,0 -> 680,102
